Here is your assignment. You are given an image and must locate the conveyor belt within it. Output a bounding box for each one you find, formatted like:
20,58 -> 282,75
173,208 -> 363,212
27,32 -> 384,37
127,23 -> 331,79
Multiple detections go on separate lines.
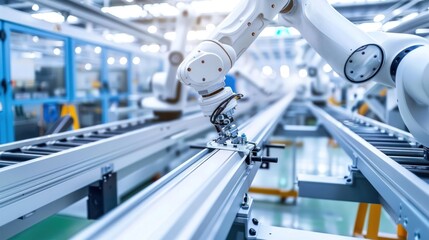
325,109 -> 429,177
0,121 -> 150,167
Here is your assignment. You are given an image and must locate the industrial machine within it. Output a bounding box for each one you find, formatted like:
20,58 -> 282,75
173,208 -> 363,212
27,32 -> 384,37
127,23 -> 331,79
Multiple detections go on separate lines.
2,0 -> 429,239
177,0 -> 429,150
141,5 -> 196,120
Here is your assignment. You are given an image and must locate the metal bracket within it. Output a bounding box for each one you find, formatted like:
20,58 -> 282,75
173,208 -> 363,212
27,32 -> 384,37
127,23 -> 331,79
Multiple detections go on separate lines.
87,165 -> 118,219
206,140 -> 255,154
298,169 -> 380,204
227,196 -> 260,239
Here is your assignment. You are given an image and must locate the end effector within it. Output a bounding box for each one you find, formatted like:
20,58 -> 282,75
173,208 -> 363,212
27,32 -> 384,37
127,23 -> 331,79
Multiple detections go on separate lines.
177,40 -> 244,143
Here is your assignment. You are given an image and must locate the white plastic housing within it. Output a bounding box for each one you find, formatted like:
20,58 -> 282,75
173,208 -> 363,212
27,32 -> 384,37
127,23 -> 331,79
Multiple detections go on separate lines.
396,46 -> 429,146
199,87 -> 236,117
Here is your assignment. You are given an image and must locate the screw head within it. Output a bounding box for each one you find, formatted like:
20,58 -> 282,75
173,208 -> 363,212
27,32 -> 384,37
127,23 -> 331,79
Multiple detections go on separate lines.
252,218 -> 259,225
249,228 -> 256,236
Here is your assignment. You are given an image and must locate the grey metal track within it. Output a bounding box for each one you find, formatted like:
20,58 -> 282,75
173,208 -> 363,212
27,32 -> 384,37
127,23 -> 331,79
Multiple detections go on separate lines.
310,104 -> 429,239
73,94 -> 295,240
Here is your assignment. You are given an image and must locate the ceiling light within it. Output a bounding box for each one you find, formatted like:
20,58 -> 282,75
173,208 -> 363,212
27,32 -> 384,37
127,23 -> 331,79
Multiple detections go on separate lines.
133,57 -> 141,65
323,64 -> 332,73
32,4 -> 39,11
32,36 -> 39,43
402,12 -> 418,22
299,69 -> 308,78
140,45 -> 149,52
67,15 -> 79,24
75,47 -> 82,54
105,33 -> 135,43
32,12 -> 65,23
373,14 -> 385,23
148,44 -> 160,53
393,9 -> 402,16
262,66 -> 273,76
148,25 -> 157,34
107,57 -> 115,65
382,21 -> 400,31
94,46 -> 102,54
416,28 -> 429,35
53,48 -> 61,56
101,5 -> 147,19
280,65 -> 290,78
119,57 -> 128,65
84,63 -> 92,71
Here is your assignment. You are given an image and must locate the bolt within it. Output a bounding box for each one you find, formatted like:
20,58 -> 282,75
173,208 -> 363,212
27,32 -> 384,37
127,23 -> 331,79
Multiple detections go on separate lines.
414,232 -> 421,240
241,204 -> 249,210
249,228 -> 256,236
252,218 -> 259,225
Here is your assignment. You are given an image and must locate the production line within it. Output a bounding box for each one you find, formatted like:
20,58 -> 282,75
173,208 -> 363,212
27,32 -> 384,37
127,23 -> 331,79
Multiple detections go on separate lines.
1,0 -> 429,239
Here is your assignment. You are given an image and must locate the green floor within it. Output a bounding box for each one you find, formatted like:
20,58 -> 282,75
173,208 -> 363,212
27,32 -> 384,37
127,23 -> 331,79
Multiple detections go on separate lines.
10,137 -> 396,239
11,215 -> 93,240
250,137 -> 396,237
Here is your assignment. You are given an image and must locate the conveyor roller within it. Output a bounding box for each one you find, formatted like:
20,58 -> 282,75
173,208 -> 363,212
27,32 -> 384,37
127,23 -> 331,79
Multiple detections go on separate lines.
325,109 -> 429,176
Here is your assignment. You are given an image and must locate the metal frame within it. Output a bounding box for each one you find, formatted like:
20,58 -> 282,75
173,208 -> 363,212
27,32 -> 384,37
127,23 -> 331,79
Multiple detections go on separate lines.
3,22 -> 70,105
0,114 -> 210,231
309,103 -> 429,239
0,6 -> 163,143
73,94 -> 295,239
0,21 -> 7,143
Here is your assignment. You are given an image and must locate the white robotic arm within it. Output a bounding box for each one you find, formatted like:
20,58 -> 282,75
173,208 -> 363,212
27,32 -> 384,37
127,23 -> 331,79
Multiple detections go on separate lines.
178,0 -> 291,143
178,0 -> 429,147
142,5 -> 195,120
280,0 -> 429,146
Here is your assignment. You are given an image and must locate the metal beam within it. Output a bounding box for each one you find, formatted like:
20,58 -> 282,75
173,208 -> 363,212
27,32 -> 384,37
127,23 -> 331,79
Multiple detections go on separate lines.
32,0 -> 170,45
73,93 -> 295,239
309,103 -> 429,239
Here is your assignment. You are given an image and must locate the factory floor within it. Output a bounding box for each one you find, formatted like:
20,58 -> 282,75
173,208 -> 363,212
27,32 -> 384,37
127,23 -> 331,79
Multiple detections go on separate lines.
11,137 -> 396,239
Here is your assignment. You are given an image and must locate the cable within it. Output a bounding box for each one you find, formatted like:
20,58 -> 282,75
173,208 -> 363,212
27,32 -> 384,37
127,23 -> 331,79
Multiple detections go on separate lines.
210,93 -> 244,125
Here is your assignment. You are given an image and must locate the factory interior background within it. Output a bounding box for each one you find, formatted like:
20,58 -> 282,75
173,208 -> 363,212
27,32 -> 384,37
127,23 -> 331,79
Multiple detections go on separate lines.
0,0 -> 429,239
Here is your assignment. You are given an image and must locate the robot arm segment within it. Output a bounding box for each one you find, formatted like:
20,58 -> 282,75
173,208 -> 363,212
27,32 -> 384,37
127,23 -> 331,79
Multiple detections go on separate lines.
281,0 -> 429,146
178,0 -> 290,102
177,0 -> 291,143
152,6 -> 195,101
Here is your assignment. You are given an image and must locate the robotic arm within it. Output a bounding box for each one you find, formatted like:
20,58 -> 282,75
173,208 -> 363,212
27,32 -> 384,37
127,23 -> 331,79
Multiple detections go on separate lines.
142,5 -> 195,120
178,0 -> 429,147
178,0 -> 290,143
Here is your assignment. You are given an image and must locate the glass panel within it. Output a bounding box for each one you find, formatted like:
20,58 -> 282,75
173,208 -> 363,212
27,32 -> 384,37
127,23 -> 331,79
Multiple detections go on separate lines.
106,50 -> 129,96
131,55 -> 162,94
75,44 -> 102,99
14,103 -> 61,140
10,31 -> 66,100
77,101 -> 102,128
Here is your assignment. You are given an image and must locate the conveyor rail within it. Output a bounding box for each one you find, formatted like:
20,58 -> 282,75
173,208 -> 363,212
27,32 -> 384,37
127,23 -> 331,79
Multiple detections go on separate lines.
309,104 -> 429,238
0,120 -> 150,168
325,109 -> 429,177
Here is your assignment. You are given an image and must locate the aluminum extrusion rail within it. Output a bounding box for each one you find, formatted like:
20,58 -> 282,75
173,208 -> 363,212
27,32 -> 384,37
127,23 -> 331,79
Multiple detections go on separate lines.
309,104 -> 429,239
73,93 -> 295,240
0,113 -> 213,229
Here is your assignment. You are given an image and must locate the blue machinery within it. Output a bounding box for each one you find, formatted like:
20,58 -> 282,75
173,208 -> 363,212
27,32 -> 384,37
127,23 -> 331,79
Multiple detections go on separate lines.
0,8 -> 162,143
